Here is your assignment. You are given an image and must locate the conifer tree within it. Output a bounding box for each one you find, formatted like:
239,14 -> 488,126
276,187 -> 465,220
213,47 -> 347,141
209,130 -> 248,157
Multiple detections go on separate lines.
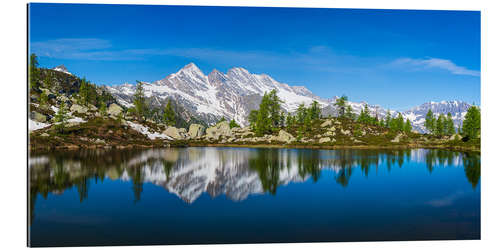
133,81 -> 146,120
79,78 -> 89,106
309,100 -> 321,120
29,53 -> 39,90
346,105 -> 355,120
54,101 -> 69,133
40,91 -> 49,108
44,73 -> 53,89
436,114 -> 445,136
424,109 -> 436,134
99,99 -> 107,117
163,99 -> 176,126
462,106 -> 480,139
229,119 -> 240,129
385,109 -> 392,128
334,95 -> 348,117
445,112 -> 455,135
403,119 -> 412,133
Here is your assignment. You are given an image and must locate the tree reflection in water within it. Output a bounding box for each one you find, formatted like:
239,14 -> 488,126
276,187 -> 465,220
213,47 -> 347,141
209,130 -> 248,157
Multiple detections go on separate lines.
29,148 -> 480,224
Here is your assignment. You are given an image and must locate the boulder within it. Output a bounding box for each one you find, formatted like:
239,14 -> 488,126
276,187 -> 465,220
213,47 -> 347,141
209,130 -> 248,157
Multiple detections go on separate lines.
88,104 -> 98,111
206,121 -> 231,140
163,126 -> 184,140
70,104 -> 88,114
341,129 -> 351,135
241,131 -> 255,137
188,124 -> 205,138
325,131 -> 336,137
31,111 -> 47,123
450,134 -> 463,141
277,130 -> 295,143
107,103 -> 123,116
321,120 -> 332,128
391,133 -> 403,143
319,137 -> 331,143
328,126 -> 336,131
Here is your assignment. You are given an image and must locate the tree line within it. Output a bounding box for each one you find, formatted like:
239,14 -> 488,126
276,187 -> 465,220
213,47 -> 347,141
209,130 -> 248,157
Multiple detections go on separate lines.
424,106 -> 480,139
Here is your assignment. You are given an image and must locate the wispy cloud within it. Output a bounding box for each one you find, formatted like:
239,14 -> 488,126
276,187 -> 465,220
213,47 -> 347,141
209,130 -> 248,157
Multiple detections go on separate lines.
390,57 -> 480,77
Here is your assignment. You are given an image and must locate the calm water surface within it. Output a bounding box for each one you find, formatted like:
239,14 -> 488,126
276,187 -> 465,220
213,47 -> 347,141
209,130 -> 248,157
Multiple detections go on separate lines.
28,147 -> 480,246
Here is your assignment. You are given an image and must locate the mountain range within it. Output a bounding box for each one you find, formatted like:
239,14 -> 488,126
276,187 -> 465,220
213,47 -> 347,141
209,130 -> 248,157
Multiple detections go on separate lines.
89,63 -> 470,133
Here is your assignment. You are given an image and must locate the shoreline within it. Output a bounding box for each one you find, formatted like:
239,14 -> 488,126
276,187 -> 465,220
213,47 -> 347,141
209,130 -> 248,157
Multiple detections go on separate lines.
29,141 -> 480,153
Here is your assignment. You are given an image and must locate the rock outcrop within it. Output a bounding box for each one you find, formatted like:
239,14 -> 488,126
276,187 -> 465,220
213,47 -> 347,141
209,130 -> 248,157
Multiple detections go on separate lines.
70,104 -> 88,114
188,124 -> 205,139
163,127 -> 185,140
276,130 -> 295,143
319,137 -> 331,143
206,121 -> 231,140
107,103 -> 123,117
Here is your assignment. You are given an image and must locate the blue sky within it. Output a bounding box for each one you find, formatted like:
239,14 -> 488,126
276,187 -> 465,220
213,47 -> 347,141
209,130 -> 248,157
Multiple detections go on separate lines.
29,3 -> 480,110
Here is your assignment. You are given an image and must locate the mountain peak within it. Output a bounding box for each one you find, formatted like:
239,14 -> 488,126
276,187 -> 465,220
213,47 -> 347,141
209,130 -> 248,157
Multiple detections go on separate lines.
52,65 -> 71,75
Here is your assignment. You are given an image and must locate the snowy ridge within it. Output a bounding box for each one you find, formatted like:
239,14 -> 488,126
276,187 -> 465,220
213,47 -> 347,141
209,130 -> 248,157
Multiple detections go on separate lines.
52,65 -> 72,75
107,63 -> 475,132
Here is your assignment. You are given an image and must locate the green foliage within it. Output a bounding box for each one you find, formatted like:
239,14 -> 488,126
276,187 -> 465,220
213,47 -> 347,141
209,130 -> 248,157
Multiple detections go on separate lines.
218,116 -> 227,123
334,95 -> 348,117
385,109 -> 392,128
403,119 -> 412,133
346,105 -> 355,120
39,91 -> 49,108
229,119 -> 240,129
424,109 -> 436,134
99,99 -> 107,117
436,114 -> 445,136
54,101 -> 69,133
308,100 -> 321,120
163,99 -> 176,126
389,112 -> 405,132
44,72 -> 53,89
445,112 -> 455,136
462,106 -> 480,139
133,81 -> 146,120
250,90 -> 283,136
29,53 -> 40,90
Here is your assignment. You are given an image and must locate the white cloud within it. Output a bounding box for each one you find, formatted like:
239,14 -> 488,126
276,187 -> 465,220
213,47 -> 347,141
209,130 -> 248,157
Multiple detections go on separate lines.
391,57 -> 480,77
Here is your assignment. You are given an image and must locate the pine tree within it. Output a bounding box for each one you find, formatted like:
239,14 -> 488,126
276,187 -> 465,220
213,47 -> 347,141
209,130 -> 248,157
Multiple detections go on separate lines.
286,113 -> 294,129
436,114 -> 445,136
296,103 -> 307,122
346,105 -> 355,120
249,110 -> 259,130
229,119 -> 240,129
79,78 -> 89,106
424,109 -> 436,134
133,81 -> 146,120
39,91 -> 49,108
445,112 -> 455,136
99,99 -> 107,117
334,95 -> 348,117
54,101 -> 69,133
462,106 -> 480,139
44,72 -> 53,89
163,99 -> 176,126
309,101 -> 321,120
403,119 -> 412,133
385,109 -> 392,128
29,53 -> 39,90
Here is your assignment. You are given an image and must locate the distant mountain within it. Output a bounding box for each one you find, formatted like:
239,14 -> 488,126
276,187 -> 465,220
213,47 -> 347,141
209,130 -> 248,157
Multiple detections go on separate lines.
106,63 -> 474,133
52,65 -> 72,75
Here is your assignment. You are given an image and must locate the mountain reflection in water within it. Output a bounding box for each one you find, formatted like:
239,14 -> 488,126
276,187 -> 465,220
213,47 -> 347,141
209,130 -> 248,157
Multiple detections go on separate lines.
29,148 -> 480,218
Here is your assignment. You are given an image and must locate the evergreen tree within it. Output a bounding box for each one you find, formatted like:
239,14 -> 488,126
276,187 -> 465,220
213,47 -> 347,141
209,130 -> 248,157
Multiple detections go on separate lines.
403,119 -> 412,133
462,106 -> 481,139
279,111 -> 286,128
424,109 -> 436,134
133,81 -> 146,120
346,105 -> 355,120
296,103 -> 307,122
44,73 -> 53,89
309,100 -> 321,120
436,114 -> 445,136
390,112 -> 405,132
229,119 -> 240,129
249,89 -> 283,136
445,112 -> 455,136
79,78 -> 89,106
99,99 -> 107,117
286,113 -> 295,129
357,104 -> 371,124
385,109 -> 392,128
334,95 -> 348,117
268,90 -> 282,127
163,99 -> 176,126
249,110 -> 259,130
39,91 -> 49,108
54,101 -> 69,133
29,53 -> 39,90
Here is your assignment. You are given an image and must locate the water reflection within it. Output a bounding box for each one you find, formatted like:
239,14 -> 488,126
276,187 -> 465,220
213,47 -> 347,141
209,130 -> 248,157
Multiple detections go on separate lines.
29,148 -> 480,223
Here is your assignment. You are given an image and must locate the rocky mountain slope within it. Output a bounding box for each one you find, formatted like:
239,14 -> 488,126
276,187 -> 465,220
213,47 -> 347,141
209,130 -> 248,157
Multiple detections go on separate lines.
107,63 -> 474,133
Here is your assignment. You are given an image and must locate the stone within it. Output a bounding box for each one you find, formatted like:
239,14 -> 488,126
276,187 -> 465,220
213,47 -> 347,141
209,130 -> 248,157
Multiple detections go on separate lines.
70,104 -> 88,114
206,121 -> 231,140
450,134 -> 463,141
163,126 -> 184,140
325,131 -> 336,137
40,133 -> 49,137
88,104 -> 98,111
107,103 -> 123,117
328,126 -> 336,131
341,129 -> 351,135
320,120 -> 332,127
188,124 -> 205,139
391,133 -> 403,143
361,130 -> 366,136
31,111 -> 47,123
319,137 -> 331,143
94,138 -> 105,144
241,131 -> 255,137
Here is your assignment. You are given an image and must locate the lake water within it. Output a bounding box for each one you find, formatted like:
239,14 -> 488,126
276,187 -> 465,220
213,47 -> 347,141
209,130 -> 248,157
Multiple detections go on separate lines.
28,147 -> 480,246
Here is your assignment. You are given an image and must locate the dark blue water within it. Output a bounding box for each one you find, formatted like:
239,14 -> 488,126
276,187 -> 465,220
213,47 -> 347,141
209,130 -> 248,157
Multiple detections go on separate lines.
28,147 -> 480,246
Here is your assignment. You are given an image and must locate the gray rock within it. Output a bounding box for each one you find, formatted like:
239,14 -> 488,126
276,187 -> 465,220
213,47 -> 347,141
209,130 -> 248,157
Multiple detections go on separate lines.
163,126 -> 184,140
319,137 -> 331,143
391,133 -> 403,143
206,121 -> 231,140
321,120 -> 332,128
188,124 -> 205,139
325,131 -> 336,137
31,111 -> 47,123
450,134 -> 463,141
40,133 -> 49,137
70,104 -> 88,114
107,103 -> 123,117
341,129 -> 351,135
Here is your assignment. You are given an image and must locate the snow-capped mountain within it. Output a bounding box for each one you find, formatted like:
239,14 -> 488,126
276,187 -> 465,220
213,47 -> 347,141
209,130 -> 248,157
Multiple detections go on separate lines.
107,63 -> 474,133
401,101 -> 472,133
52,65 -> 72,75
